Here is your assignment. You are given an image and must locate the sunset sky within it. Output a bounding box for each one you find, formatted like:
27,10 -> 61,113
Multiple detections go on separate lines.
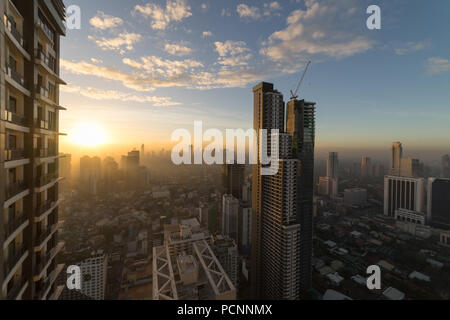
59,0 -> 450,162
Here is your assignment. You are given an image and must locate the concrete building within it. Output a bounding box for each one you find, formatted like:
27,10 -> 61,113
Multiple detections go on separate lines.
79,156 -> 101,195
327,152 -> 338,179
344,188 -> 367,207
0,0 -> 66,300
239,206 -> 252,255
153,240 -> 236,300
427,178 -> 450,230
164,218 -> 210,256
384,176 -> 425,217
442,155 -> 450,179
361,157 -> 372,177
221,194 -> 239,243
390,142 -> 403,176
211,235 -> 239,287
222,163 -> 245,201
400,158 -> 423,178
395,208 -> 431,238
75,252 -> 107,300
318,176 -> 338,198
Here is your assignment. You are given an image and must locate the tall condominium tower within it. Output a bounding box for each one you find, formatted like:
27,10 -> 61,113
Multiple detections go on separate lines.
427,178 -> 450,230
286,99 -> 316,297
222,163 -> 245,201
361,156 -> 372,177
221,194 -> 239,243
0,0 -> 66,300
250,82 -> 284,299
327,152 -> 338,179
390,142 -> 403,175
384,176 -> 425,217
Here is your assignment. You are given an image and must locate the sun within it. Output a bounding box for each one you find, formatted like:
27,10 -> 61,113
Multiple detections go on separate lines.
70,123 -> 108,147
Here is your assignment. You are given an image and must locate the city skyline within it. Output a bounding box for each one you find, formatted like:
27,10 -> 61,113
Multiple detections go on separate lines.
58,0 -> 450,159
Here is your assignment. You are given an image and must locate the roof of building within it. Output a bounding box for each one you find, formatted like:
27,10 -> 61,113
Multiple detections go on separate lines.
382,287 -> 405,300
322,289 -> 352,300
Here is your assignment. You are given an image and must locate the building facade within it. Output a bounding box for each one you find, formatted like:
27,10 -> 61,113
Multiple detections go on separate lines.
1,0 -> 66,300
384,176 -> 425,217
390,142 -> 403,176
427,178 -> 450,230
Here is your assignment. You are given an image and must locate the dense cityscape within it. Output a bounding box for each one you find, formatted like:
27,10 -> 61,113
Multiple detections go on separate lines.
1,0 -> 450,304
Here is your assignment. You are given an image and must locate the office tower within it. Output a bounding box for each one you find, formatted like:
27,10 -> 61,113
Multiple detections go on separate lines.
427,178 -> 450,230
140,144 -> 144,164
222,163 -> 245,200
390,142 -> 403,175
250,82 -> 284,299
344,188 -> 367,207
286,98 -> 316,297
441,155 -> 450,178
0,0 -> 66,300
102,156 -> 118,185
239,207 -> 252,255
153,240 -> 236,300
79,156 -> 101,195
327,152 -> 338,179
211,235 -> 239,287
317,176 -> 337,198
384,176 -> 425,217
361,157 -> 372,177
242,177 -> 252,204
400,158 -> 423,178
374,163 -> 385,178
221,194 -> 239,243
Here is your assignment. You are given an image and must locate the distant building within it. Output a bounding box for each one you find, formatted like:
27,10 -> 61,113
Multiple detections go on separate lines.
361,157 -> 372,177
80,156 -> 102,195
211,235 -> 239,287
427,178 -> 450,230
395,208 -> 431,238
344,188 -> 367,207
327,152 -> 339,179
239,207 -> 252,255
442,155 -> 450,178
400,158 -> 423,178
222,163 -> 245,200
318,176 -> 338,198
390,142 -> 403,176
384,176 -> 425,217
222,194 -> 240,243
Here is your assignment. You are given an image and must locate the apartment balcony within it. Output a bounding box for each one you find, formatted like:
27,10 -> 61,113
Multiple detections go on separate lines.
5,65 -> 27,90
4,212 -> 28,240
34,242 -> 64,281
35,85 -> 56,104
4,180 -> 26,200
2,109 -> 27,127
39,263 -> 64,300
34,148 -> 57,158
34,221 -> 60,251
36,17 -> 55,45
36,172 -> 57,188
36,198 -> 58,218
6,275 -> 28,300
4,149 -> 26,162
3,244 -> 27,279
35,50 -> 56,72
35,118 -> 57,132
3,14 -> 24,46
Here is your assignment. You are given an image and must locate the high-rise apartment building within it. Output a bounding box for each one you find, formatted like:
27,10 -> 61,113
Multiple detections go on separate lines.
390,142 -> 403,175
222,163 -> 245,201
384,176 -> 425,217
361,157 -> 372,177
221,194 -> 239,243
427,178 -> 450,230
250,82 -> 284,299
400,158 -> 423,178
0,0 -> 66,300
211,235 -> 239,288
286,98 -> 316,297
327,152 -> 338,179
79,156 -> 101,195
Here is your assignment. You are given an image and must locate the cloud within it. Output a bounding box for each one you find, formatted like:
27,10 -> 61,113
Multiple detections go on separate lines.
61,85 -> 180,106
164,43 -> 192,56
221,8 -> 232,17
123,56 -> 203,77
217,54 -> 252,67
263,2 -> 282,16
395,40 -> 430,56
89,11 -> 123,30
214,41 -> 250,57
202,31 -> 213,38
261,0 -> 373,69
134,0 -> 192,30
426,57 -> 450,75
88,33 -> 142,53
237,4 -> 261,20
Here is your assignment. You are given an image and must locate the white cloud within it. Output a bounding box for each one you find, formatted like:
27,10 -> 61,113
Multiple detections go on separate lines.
237,4 -> 261,20
263,2 -> 282,16
427,57 -> 450,75
217,54 -> 252,67
89,11 -> 123,30
134,0 -> 192,30
202,31 -> 213,38
395,40 -> 430,55
88,33 -> 142,53
221,8 -> 231,17
261,0 -> 373,69
214,41 -> 250,57
123,56 -> 203,77
61,85 -> 180,106
164,43 -> 192,56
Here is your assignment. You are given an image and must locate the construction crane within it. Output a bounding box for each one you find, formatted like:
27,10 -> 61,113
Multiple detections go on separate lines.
290,60 -> 311,100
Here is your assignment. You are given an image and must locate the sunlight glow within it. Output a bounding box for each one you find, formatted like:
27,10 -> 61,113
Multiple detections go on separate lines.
70,123 -> 108,147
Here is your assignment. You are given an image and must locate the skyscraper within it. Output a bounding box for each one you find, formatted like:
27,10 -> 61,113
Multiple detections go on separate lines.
327,152 -> 338,179
361,157 -> 372,177
221,194 -> 239,243
390,142 -> 403,175
427,178 -> 450,230
222,163 -> 245,200
384,176 -> 426,217
251,82 -> 285,299
0,0 -> 66,300
80,156 -> 101,195
286,98 -> 316,297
